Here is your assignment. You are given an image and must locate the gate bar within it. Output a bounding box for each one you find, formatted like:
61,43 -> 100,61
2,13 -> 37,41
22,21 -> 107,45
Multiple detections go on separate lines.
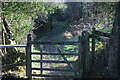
29,41 -> 82,45
31,52 -> 79,55
32,74 -> 81,78
32,68 -> 75,71
31,60 -> 76,63
0,45 -> 27,47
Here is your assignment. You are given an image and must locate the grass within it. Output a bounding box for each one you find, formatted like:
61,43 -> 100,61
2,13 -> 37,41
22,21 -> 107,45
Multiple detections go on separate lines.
46,21 -> 70,41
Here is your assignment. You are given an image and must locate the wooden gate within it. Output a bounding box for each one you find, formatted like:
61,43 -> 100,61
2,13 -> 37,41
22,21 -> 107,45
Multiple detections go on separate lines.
26,31 -> 91,79
0,28 -> 110,79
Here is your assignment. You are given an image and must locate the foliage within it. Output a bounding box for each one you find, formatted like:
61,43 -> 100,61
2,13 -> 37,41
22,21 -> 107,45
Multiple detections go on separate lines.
64,45 -> 78,53
93,2 -> 116,33
2,2 -> 39,43
2,2 -> 61,44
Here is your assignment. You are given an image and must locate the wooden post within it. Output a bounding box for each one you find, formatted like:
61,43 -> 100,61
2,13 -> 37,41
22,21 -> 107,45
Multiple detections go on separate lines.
85,32 -> 90,72
82,31 -> 90,78
40,52 -> 43,74
26,34 -> 32,79
78,36 -> 83,77
81,31 -> 86,78
91,28 -> 95,67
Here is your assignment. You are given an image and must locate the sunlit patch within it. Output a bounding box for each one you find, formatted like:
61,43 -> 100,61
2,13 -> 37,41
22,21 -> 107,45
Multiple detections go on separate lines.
62,31 -> 73,39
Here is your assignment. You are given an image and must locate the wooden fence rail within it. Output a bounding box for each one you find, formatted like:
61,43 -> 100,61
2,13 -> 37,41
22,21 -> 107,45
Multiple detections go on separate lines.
31,52 -> 79,55
29,41 -> 82,45
0,45 -> 27,47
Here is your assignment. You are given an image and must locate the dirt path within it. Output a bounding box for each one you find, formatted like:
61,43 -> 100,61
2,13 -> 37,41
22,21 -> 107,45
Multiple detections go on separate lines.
42,21 -> 65,41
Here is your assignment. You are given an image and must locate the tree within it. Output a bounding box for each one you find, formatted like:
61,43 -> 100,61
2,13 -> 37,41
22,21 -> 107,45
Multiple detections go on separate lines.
1,2 -> 46,44
108,2 -> 120,78
65,2 -> 84,21
1,2 -> 46,70
32,3 -> 65,40
1,2 -> 63,70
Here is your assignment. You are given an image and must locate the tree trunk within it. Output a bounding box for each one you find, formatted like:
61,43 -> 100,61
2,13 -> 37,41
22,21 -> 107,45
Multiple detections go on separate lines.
1,10 -> 21,70
65,2 -> 83,21
108,2 -> 120,78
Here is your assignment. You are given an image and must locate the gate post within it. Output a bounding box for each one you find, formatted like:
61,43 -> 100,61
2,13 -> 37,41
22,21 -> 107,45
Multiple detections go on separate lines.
26,34 -> 32,79
78,36 -> 83,77
91,28 -> 95,67
84,32 -> 90,73
82,31 -> 90,78
81,31 -> 86,78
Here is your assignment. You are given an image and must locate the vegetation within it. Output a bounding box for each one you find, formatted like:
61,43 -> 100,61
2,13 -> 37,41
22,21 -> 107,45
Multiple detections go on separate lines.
1,1 -> 120,79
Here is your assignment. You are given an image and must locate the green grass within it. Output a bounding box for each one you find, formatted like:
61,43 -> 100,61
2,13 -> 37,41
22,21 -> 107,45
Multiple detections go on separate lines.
64,45 -> 78,53
51,21 -> 70,41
